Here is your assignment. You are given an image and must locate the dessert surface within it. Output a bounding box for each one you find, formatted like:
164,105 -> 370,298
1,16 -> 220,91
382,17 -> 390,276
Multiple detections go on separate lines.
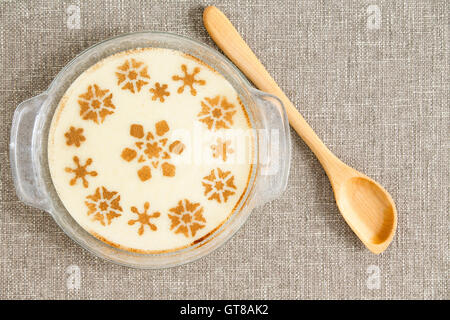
48,48 -> 254,253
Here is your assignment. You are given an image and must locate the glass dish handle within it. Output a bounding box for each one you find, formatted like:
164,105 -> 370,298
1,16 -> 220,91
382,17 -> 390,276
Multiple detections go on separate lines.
10,94 -> 49,211
251,89 -> 291,206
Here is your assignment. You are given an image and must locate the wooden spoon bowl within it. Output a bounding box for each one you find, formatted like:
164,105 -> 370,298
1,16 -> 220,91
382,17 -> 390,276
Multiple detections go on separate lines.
336,175 -> 396,253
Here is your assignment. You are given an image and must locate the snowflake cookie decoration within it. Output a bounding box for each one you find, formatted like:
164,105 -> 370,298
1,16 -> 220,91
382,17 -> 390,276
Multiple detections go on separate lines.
121,120 -> 185,182
65,156 -> 97,188
78,84 -> 115,124
168,199 -> 206,238
128,202 -> 160,235
116,58 -> 150,93
202,168 -> 237,203
64,126 -> 86,147
172,64 -> 206,96
197,95 -> 236,131
149,82 -> 170,102
211,138 -> 234,162
85,186 -> 122,226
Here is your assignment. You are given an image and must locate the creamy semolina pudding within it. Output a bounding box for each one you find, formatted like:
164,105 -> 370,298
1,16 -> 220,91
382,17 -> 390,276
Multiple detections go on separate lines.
48,48 -> 254,253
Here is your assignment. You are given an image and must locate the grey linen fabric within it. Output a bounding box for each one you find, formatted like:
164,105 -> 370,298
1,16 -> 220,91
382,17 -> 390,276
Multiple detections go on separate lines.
0,0 -> 448,299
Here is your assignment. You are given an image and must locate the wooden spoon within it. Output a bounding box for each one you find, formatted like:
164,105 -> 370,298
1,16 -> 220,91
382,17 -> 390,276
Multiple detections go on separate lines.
203,6 -> 397,254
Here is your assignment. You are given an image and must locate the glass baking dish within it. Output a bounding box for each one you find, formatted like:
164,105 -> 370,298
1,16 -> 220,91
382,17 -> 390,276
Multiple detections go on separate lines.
10,32 -> 291,268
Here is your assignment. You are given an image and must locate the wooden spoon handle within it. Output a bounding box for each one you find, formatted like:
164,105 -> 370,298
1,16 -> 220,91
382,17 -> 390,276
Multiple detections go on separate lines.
203,6 -> 344,176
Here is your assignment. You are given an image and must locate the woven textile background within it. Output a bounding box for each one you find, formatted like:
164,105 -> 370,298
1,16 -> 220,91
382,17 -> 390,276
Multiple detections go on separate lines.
0,0 -> 448,299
